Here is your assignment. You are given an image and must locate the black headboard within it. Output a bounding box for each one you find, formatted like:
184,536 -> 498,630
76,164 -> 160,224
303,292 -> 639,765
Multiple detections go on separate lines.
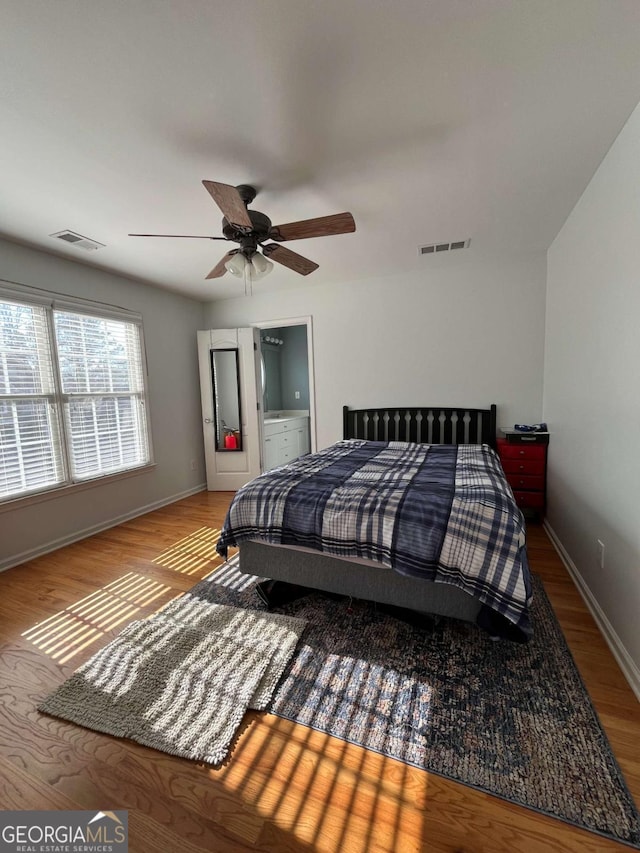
343,404 -> 497,450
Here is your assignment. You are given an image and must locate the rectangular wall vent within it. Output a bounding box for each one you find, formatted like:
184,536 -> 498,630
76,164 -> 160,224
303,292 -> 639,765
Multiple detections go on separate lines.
49,230 -> 105,251
419,238 -> 470,255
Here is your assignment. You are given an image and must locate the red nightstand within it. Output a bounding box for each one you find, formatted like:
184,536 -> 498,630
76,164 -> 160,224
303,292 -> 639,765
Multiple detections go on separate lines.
497,433 -> 548,517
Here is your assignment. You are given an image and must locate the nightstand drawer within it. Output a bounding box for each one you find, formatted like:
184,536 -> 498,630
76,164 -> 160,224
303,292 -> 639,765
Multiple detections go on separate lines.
512,490 -> 545,510
498,442 -> 546,461
501,458 -> 545,476
506,473 -> 545,491
502,432 -> 549,445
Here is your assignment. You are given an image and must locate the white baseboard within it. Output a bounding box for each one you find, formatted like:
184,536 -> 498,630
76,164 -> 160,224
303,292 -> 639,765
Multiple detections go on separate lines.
543,520 -> 640,703
0,483 -> 207,573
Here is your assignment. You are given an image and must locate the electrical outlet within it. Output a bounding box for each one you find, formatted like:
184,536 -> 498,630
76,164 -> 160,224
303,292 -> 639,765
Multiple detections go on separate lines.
190,459 -> 197,471
295,391 -> 300,400
597,539 -> 605,569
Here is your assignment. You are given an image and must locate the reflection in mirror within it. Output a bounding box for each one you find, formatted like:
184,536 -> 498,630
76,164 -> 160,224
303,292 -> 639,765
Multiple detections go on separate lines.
210,349 -> 242,451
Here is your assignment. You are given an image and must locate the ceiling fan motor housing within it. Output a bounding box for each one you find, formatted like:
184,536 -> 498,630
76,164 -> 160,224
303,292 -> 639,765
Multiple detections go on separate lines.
222,209 -> 272,249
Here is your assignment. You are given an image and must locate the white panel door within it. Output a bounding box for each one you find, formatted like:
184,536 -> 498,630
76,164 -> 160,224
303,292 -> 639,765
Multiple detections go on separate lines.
197,327 -> 263,490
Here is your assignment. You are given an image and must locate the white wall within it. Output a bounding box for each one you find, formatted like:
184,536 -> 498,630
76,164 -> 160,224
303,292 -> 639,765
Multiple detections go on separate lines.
0,238 -> 207,569
204,252 -> 547,451
544,103 -> 640,684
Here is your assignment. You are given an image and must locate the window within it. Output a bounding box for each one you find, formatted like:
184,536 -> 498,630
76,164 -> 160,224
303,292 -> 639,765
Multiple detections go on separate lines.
0,291 -> 151,502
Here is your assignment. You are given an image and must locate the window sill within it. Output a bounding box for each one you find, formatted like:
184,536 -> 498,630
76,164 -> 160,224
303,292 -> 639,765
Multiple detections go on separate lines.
0,463 -> 157,514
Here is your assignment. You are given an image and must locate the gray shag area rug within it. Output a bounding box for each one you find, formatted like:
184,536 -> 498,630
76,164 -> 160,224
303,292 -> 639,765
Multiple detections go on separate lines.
190,558 -> 640,850
39,597 -> 306,764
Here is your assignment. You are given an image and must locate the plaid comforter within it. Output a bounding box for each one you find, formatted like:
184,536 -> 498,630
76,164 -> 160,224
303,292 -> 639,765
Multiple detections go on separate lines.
217,440 -> 532,638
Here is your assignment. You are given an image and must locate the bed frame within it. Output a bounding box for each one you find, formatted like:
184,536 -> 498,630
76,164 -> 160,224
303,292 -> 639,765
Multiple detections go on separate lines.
238,403 -> 499,626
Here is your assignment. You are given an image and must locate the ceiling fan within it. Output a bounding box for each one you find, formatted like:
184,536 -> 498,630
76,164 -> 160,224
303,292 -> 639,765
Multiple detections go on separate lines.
129,181 -> 356,281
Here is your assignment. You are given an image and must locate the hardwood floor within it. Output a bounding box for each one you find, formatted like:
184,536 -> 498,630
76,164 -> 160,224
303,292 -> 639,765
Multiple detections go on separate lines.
0,491 -> 638,852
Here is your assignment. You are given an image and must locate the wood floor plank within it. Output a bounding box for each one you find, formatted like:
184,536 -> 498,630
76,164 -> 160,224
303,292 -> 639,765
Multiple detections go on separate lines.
0,754 -> 83,811
0,493 -> 638,852
0,665 -> 265,848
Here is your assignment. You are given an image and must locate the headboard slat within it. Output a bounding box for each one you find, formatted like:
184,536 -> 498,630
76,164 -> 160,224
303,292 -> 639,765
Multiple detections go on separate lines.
442,411 -> 453,444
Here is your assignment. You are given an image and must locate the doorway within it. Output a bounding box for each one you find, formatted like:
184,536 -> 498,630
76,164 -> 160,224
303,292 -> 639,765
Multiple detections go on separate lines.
255,316 -> 316,472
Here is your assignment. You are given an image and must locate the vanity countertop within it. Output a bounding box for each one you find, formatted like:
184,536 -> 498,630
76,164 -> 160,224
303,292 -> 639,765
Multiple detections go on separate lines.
264,410 -> 309,424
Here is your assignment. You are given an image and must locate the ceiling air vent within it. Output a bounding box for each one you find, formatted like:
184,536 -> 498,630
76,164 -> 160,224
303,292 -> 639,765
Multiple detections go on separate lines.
49,230 -> 105,251
419,238 -> 470,256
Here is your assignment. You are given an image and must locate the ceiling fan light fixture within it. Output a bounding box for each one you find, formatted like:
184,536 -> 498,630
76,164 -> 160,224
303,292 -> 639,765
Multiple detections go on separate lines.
224,252 -> 248,277
250,252 -> 273,280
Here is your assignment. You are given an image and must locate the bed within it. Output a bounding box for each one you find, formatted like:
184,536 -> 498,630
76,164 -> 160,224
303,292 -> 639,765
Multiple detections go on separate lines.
217,404 -> 533,641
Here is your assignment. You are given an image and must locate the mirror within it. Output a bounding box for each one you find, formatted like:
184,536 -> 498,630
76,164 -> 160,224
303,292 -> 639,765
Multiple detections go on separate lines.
210,349 -> 242,451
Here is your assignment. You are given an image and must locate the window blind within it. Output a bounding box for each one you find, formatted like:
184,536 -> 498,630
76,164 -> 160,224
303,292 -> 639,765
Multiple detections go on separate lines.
0,300 -> 66,498
53,311 -> 150,481
0,295 -> 151,502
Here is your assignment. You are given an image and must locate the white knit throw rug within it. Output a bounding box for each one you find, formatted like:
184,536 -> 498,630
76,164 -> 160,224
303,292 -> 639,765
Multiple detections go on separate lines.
38,596 -> 306,764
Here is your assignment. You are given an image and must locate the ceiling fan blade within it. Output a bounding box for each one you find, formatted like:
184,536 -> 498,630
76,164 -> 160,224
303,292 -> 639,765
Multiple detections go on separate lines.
262,244 -> 318,276
269,212 -> 355,242
202,181 -> 252,230
129,233 -> 229,240
205,251 -> 236,280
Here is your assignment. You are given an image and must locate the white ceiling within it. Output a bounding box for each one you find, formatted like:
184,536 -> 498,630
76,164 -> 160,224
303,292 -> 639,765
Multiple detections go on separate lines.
2,1 -> 640,302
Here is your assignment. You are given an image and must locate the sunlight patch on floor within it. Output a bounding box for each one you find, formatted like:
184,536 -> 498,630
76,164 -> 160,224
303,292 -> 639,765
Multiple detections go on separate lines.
201,552 -> 252,587
217,716 -> 425,853
152,526 -> 224,575
22,573 -> 173,664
